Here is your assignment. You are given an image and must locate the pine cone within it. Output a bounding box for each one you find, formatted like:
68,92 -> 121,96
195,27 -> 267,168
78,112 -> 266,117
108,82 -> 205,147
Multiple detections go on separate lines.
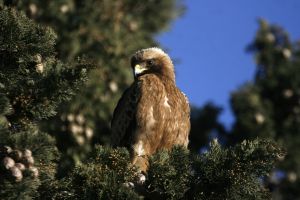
29,166 -> 39,178
0,146 -> 12,155
9,150 -> 23,162
36,63 -> 44,73
1,146 -> 38,182
22,155 -> 34,167
10,166 -> 23,182
15,163 -> 26,171
23,149 -> 32,157
2,156 -> 15,170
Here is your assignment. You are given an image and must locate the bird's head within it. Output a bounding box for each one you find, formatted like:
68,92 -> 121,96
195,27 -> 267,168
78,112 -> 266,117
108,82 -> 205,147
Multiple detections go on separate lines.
131,47 -> 175,81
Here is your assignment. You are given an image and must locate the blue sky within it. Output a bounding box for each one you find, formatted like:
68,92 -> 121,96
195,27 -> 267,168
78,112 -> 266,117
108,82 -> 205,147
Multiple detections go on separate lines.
158,0 -> 300,128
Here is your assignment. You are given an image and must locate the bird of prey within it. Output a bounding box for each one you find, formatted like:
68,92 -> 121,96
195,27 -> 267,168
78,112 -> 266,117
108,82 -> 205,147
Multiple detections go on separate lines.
111,47 -> 190,172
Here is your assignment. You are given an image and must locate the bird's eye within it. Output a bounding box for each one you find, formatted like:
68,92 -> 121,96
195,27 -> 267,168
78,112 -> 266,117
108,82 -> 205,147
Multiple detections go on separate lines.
147,59 -> 154,66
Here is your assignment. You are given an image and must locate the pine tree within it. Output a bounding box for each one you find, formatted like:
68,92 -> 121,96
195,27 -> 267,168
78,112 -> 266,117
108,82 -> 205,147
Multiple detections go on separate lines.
36,140 -> 283,200
229,20 -> 300,199
0,7 -> 92,199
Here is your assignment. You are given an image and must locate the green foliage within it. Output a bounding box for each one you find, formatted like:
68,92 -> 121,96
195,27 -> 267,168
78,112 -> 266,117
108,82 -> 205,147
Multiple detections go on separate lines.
191,139 -> 284,200
0,177 -> 40,200
146,146 -> 192,200
0,8 -> 91,126
38,141 -> 283,200
0,7 -> 92,199
229,19 -> 300,199
41,146 -> 141,200
0,94 -> 11,130
71,163 -> 140,200
0,8 -> 56,124
230,84 -> 275,143
89,146 -> 140,184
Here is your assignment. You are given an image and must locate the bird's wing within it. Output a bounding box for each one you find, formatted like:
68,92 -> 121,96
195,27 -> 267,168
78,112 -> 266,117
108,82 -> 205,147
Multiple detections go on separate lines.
178,91 -> 191,146
111,82 -> 140,147
181,91 -> 191,119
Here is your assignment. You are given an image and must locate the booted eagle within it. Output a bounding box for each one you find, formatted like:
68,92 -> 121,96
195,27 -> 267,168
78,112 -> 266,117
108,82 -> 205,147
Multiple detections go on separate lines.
111,47 -> 190,172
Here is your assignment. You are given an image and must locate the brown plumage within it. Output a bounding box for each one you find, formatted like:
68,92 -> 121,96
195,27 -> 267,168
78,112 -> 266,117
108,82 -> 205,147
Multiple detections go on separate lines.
111,47 -> 190,172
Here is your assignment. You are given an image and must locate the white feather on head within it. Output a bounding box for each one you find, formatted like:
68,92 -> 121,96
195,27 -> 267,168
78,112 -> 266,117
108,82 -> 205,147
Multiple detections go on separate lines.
133,47 -> 172,64
141,47 -> 168,56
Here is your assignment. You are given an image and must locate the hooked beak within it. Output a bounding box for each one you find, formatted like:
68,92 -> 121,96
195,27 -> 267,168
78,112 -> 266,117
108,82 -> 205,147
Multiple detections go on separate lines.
134,64 -> 147,77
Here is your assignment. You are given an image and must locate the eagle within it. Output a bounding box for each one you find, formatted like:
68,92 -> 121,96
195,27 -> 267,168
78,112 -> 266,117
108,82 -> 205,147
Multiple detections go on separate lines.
111,47 -> 190,172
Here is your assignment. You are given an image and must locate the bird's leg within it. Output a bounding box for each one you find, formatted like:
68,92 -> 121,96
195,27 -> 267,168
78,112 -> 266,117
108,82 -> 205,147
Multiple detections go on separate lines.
132,154 -> 148,173
131,140 -> 149,173
132,155 -> 147,185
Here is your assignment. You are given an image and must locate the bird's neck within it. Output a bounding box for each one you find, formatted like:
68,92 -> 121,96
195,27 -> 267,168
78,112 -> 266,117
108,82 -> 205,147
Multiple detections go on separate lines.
137,73 -> 175,85
160,75 -> 176,85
